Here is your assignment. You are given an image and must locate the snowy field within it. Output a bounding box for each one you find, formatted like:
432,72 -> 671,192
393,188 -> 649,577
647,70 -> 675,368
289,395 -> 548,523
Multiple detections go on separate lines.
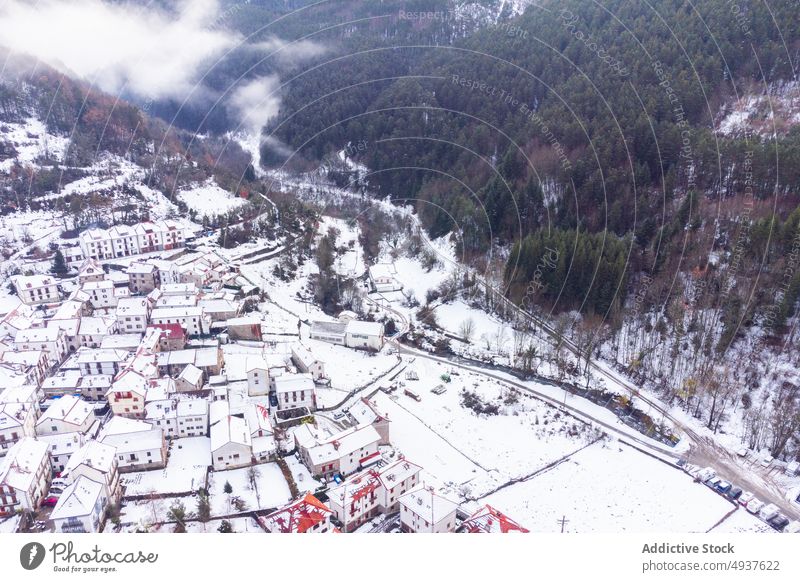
207,464 -> 292,516
483,441 -> 738,533
178,178 -> 247,217
372,357 -> 603,498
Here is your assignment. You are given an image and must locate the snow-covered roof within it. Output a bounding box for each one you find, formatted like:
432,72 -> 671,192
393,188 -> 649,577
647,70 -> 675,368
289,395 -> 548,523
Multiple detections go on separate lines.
1,349 -> 45,366
15,326 -> 62,343
176,398 -> 208,418
0,401 -> 30,430
100,334 -> 143,351
160,283 -> 197,296
151,306 -> 203,318
376,459 -> 422,489
42,370 -> 82,392
81,280 -> 113,291
100,423 -> 163,455
0,437 -> 48,491
310,320 -> 346,336
126,262 -> 157,274
244,403 -> 272,436
116,297 -> 149,317
210,415 -> 251,452
98,416 -> 152,437
63,440 -> 117,476
78,316 -> 116,336
290,343 -> 318,368
76,347 -> 130,364
398,487 -> 459,523
178,364 -> 203,386
345,320 -> 384,337
107,369 -> 149,396
13,274 -> 58,290
297,424 -> 381,466
274,373 -> 314,394
37,395 -> 92,428
51,475 -> 104,520
39,432 -> 84,458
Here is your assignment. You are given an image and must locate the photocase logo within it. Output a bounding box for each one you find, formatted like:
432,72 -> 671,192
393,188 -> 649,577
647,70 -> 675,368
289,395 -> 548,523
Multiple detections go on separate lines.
20,542 -> 46,570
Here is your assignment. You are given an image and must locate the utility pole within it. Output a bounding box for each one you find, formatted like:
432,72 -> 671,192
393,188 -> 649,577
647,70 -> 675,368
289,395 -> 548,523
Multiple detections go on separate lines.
557,515 -> 569,533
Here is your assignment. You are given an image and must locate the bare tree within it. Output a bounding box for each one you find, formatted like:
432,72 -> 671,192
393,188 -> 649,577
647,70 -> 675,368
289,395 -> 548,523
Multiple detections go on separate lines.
459,318 -> 475,342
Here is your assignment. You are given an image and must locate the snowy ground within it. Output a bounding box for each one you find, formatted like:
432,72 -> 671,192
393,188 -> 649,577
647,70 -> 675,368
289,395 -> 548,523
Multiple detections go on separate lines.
0,116 -> 69,172
177,178 -> 247,218
372,357 -> 603,498
483,441 -> 738,533
207,464 -> 292,516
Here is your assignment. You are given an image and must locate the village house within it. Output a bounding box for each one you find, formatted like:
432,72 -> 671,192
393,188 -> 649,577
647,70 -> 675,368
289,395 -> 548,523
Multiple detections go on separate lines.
1,350 -> 49,387
106,369 -> 149,419
368,263 -> 403,292
77,348 -> 130,377
14,326 -> 68,366
35,395 -> 95,435
295,423 -> 381,479
274,373 -> 316,412
398,487 -> 459,533
0,437 -> 51,517
226,316 -> 263,341
39,432 -> 84,473
176,399 -> 208,438
144,398 -> 177,438
460,505 -> 529,533
41,369 -> 81,399
77,259 -> 105,285
246,356 -> 269,397
98,417 -> 166,472
62,440 -> 121,502
198,298 -> 239,322
150,306 -> 207,336
82,280 -> 118,309
346,397 -> 391,445
127,262 -> 160,294
244,403 -> 275,462
115,297 -> 151,334
78,316 -> 119,349
327,459 -> 422,531
50,475 -> 107,533
0,400 -> 37,457
79,228 -> 114,260
309,319 -> 385,351
261,494 -> 334,533
46,318 -> 81,353
134,222 -> 164,253
64,246 -> 85,270
77,375 -> 113,401
147,323 -> 187,351
156,347 -> 221,377
210,412 -> 252,471
107,224 -> 139,258
13,274 -> 62,305
290,343 -> 325,381
176,364 -> 204,392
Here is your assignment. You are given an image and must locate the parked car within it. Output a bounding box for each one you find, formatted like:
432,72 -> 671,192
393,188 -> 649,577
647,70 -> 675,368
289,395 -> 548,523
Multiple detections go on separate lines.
736,447 -> 749,458
697,467 -> 716,482
760,456 -> 773,468
768,514 -> 790,531
738,491 -> 754,506
715,481 -> 732,494
746,498 -> 765,514
706,477 -> 722,489
333,412 -> 346,421
726,486 -> 743,500
784,520 -> 800,533
759,503 -> 780,521
42,496 -> 59,507
431,385 -> 447,395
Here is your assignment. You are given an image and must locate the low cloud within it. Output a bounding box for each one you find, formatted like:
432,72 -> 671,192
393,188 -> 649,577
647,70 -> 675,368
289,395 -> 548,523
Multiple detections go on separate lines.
0,0 -> 325,135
